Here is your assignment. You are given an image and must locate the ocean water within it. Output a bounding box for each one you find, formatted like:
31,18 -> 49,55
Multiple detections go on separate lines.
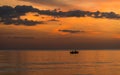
0,50 -> 120,75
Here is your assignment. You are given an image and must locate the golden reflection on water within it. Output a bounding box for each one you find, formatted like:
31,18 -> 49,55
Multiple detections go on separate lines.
0,50 -> 120,75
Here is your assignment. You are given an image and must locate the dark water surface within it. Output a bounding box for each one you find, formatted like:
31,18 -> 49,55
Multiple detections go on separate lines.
0,50 -> 120,75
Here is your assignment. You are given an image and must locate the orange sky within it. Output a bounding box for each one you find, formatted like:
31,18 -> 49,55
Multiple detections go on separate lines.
0,0 -> 120,49
0,0 -> 120,13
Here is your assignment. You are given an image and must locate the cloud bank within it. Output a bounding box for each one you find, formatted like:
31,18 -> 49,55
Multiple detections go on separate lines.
0,5 -> 120,26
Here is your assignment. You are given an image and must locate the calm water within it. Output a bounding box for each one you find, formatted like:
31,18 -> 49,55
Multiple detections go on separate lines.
0,50 -> 120,75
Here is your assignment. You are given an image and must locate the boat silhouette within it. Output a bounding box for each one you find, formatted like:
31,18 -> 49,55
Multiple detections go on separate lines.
70,50 -> 79,54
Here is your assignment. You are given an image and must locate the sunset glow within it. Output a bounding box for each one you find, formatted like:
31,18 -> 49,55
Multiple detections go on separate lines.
0,0 -> 120,49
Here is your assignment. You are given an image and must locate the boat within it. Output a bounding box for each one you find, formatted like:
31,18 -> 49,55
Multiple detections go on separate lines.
70,50 -> 79,54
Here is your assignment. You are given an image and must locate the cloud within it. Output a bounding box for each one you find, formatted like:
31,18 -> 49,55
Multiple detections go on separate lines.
2,19 -> 44,26
59,29 -> 85,34
0,5 -> 43,26
0,5 -> 120,26
0,5 -> 37,17
19,0 -> 69,8
38,9 -> 120,19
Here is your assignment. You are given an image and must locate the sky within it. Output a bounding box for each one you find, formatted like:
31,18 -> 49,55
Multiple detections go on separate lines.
0,0 -> 120,50
0,0 -> 120,12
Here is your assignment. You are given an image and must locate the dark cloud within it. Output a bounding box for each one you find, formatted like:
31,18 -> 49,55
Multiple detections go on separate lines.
38,10 -> 120,19
0,5 -> 38,18
0,5 -> 120,26
35,8 -> 120,19
52,10 -> 120,19
0,5 -> 43,26
59,29 -> 85,33
2,19 -> 44,26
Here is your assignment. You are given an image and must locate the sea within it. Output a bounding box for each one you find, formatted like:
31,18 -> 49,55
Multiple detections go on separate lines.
0,50 -> 120,75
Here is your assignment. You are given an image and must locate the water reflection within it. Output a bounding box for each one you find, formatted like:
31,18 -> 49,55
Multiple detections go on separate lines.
0,50 -> 120,75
